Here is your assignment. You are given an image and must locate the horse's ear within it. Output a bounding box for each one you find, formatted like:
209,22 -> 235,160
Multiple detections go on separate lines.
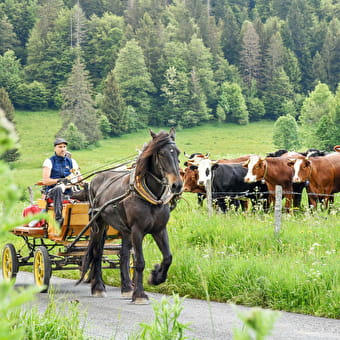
169,127 -> 176,141
149,128 -> 157,139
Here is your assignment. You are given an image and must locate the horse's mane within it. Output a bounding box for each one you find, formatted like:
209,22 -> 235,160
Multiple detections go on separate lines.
135,131 -> 174,177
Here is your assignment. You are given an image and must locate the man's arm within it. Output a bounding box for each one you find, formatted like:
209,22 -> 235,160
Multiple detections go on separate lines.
42,166 -> 59,186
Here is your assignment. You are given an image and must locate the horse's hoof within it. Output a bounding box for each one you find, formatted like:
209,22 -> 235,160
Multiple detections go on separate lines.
92,290 -> 107,297
121,291 -> 133,299
133,297 -> 149,305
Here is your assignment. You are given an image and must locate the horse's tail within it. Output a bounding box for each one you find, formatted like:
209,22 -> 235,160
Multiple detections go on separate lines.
76,222 -> 107,285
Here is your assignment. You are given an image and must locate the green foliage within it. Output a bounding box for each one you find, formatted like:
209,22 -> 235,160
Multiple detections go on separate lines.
262,68 -> 294,120
0,88 -> 20,162
0,87 -> 14,121
0,281 -> 41,340
113,39 -> 155,125
15,81 -> 49,110
10,292 -> 88,340
233,306 -> 280,340
99,114 -> 111,139
246,97 -> 265,122
61,122 -> 88,150
131,294 -> 191,340
83,12 -> 125,88
0,108 -> 41,340
0,14 -> 20,55
273,114 -> 300,150
218,82 -> 249,125
0,50 -> 23,101
299,82 -> 336,147
59,57 -> 101,145
101,70 -> 128,136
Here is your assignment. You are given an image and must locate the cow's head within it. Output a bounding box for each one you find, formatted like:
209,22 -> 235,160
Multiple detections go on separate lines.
243,155 -> 265,183
183,165 -> 205,193
196,158 -> 218,186
183,152 -> 210,167
287,158 -> 310,183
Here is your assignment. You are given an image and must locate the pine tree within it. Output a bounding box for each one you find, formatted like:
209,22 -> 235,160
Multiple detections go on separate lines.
113,39 -> 155,125
83,13 -> 125,89
101,70 -> 128,136
58,57 -> 101,145
240,21 -> 261,92
25,1 -> 76,105
220,6 -> 241,65
262,67 -> 294,120
0,15 -> 19,55
320,18 -> 340,91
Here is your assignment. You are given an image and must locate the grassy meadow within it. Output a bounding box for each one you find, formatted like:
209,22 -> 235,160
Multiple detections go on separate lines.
3,110 -> 340,319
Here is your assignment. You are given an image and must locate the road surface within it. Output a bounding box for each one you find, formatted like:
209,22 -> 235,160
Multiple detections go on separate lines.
7,271 -> 340,340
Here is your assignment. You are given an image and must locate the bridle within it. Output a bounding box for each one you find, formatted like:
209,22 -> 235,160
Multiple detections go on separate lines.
134,141 -> 180,205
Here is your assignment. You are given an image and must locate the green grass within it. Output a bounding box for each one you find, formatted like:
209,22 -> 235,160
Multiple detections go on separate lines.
11,110 -> 276,192
3,110 -> 340,319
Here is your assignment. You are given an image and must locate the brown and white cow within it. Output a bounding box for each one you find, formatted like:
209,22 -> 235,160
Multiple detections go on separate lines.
288,152 -> 340,209
243,152 -> 304,211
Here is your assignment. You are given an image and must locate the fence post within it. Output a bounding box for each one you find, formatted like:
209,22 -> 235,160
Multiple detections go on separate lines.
206,178 -> 213,216
274,185 -> 282,237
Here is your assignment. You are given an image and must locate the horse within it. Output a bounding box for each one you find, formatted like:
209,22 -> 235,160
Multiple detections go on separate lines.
78,128 -> 183,304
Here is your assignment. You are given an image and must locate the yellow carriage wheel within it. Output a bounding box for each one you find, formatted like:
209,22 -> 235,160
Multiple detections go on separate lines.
33,246 -> 52,293
2,243 -> 19,281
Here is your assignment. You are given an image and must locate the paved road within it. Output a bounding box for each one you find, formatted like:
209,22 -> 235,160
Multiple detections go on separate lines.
9,271 -> 340,340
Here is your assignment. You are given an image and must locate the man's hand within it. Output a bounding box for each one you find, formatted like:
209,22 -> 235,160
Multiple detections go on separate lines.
57,178 -> 71,185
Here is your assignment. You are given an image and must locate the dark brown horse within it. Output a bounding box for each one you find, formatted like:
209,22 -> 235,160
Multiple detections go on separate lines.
79,129 -> 182,304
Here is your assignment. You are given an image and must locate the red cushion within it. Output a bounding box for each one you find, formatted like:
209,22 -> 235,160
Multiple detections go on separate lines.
22,205 -> 45,227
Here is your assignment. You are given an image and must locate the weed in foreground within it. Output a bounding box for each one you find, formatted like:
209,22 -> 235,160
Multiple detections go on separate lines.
8,290 -> 89,340
129,294 -> 192,340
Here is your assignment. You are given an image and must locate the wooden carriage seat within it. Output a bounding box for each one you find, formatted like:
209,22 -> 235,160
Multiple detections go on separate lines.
36,199 -> 120,242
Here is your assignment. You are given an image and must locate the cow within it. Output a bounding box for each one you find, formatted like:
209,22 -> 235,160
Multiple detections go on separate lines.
334,145 -> 340,153
182,165 -> 206,206
183,154 -> 267,212
183,152 -> 209,206
243,152 -> 305,212
209,162 -> 268,212
288,152 -> 340,209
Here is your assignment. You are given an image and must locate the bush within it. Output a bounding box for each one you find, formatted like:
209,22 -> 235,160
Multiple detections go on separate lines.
99,114 -> 111,138
14,81 -> 49,110
61,123 -> 88,150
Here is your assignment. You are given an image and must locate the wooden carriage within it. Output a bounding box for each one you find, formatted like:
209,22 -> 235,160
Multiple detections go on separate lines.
2,199 -> 133,292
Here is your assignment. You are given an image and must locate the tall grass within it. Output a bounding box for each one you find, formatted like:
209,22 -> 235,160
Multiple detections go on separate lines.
5,110 -> 340,319
141,196 -> 339,318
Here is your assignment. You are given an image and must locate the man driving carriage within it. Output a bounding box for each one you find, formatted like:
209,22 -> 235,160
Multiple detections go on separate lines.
42,138 -> 83,226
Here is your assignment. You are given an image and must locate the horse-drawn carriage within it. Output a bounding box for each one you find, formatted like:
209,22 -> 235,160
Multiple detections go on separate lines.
2,129 -> 183,303
2,198 -> 132,293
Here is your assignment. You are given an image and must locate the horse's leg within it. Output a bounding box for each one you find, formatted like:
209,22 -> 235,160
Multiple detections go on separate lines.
148,228 -> 172,286
120,233 -> 133,298
86,221 -> 107,297
131,227 -> 148,304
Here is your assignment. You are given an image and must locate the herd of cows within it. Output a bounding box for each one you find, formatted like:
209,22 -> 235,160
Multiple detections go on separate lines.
180,145 -> 340,212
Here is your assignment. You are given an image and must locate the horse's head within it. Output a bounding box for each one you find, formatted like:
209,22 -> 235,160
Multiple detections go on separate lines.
137,128 -> 183,194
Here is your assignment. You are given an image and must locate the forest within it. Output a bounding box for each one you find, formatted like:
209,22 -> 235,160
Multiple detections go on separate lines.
0,0 -> 339,153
